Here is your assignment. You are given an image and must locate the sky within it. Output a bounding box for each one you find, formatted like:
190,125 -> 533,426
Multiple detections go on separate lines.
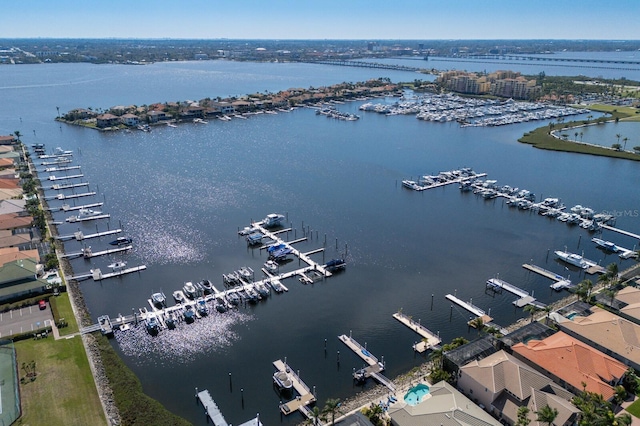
3,0 -> 640,40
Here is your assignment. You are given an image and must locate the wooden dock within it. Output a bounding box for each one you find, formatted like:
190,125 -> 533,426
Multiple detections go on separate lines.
392,312 -> 441,352
522,264 -> 573,291
47,173 -> 84,181
56,228 -> 122,242
44,191 -> 96,201
445,294 -> 492,323
61,244 -> 131,259
91,265 -> 147,281
273,359 -> 316,417
196,389 -> 229,426
338,334 -> 395,391
44,182 -> 88,190
485,278 -> 545,308
66,213 -> 110,223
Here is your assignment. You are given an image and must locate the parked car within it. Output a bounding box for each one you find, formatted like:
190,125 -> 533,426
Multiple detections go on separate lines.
38,300 -> 46,310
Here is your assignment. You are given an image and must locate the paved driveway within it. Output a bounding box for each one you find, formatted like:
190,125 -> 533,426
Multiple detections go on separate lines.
0,304 -> 54,338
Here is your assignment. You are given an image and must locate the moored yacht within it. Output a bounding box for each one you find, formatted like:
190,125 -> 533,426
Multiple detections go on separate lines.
183,281 -> 198,299
151,291 -> 166,307
273,369 -> 293,391
261,213 -> 285,228
591,238 -> 620,253
554,250 -> 588,269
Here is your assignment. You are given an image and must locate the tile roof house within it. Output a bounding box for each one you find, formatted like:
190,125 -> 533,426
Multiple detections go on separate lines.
120,113 -> 140,127
388,380 -> 502,426
557,305 -> 640,371
0,135 -> 17,145
96,113 -> 120,128
457,350 -> 579,426
0,199 -> 26,216
0,213 -> 33,231
511,331 -> 627,401
0,247 -> 40,266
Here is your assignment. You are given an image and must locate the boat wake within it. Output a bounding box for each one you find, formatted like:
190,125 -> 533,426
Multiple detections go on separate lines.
114,310 -> 253,364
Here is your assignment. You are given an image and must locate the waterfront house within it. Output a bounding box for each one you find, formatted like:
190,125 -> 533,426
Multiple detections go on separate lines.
147,110 -> 168,123
511,331 -> 627,401
457,350 -> 579,426
0,259 -> 48,303
0,213 -> 33,232
0,135 -> 16,145
120,113 -> 139,127
209,101 -> 235,115
388,380 -> 501,426
556,305 -> 640,371
0,247 -> 39,267
231,100 -> 251,113
96,113 -> 120,128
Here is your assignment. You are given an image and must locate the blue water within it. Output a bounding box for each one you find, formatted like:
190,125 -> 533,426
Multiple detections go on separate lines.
1,59 -> 639,425
404,383 -> 430,406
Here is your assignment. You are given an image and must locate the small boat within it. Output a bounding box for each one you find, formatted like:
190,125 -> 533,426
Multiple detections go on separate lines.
109,236 -> 133,246
183,304 -> 196,323
226,291 -> 240,306
246,232 -> 264,245
183,281 -> 198,299
269,247 -> 293,261
402,180 -> 421,190
145,315 -> 159,335
244,287 -> 259,303
325,258 -> 346,272
165,314 -> 177,329
592,237 -> 620,253
223,272 -> 240,286
214,297 -> 228,313
255,282 -> 270,298
273,370 -> 293,391
264,260 -> 279,273
66,208 -> 107,222
237,266 -> 254,282
151,292 -> 166,307
196,298 -> 209,316
238,226 -> 259,236
199,279 -> 214,294
173,290 -> 186,304
166,122 -> 178,128
107,261 -> 127,270
261,213 -> 285,228
269,278 -> 286,293
267,243 -> 286,254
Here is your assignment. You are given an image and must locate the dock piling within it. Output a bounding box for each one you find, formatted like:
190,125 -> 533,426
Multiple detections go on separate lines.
229,372 -> 232,392
450,305 -> 453,321
431,294 -> 434,310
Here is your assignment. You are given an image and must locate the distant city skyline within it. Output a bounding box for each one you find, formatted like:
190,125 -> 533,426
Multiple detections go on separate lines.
4,0 -> 640,41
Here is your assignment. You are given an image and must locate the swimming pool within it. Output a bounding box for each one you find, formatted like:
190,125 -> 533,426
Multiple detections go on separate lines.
404,383 -> 430,406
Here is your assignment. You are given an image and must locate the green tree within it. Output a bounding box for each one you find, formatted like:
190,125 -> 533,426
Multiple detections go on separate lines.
14,130 -> 22,141
516,406 -> 531,426
524,304 -> 539,323
633,146 -> 640,154
616,133 -> 621,145
613,385 -> 627,412
322,398 -> 341,425
576,279 -> 594,302
469,316 -> 486,334
612,143 -> 622,151
622,137 -> 629,151
535,404 -> 558,426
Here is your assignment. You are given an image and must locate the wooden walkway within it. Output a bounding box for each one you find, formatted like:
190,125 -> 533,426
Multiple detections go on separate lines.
392,312 -> 441,352
196,389 -> 229,426
485,278 -> 545,308
273,359 -> 316,417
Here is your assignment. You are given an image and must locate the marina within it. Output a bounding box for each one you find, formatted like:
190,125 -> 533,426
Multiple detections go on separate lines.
485,277 -> 546,308
273,359 -> 316,417
392,311 -> 441,352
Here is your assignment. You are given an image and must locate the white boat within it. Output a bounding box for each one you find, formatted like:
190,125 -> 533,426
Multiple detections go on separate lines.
268,278 -> 286,293
237,266 -> 254,282
554,250 -> 588,269
173,290 -> 186,304
107,261 -> 127,270
166,122 -> 178,128
402,180 -> 421,190
261,213 -> 285,228
66,208 -> 107,222
273,370 -> 293,391
183,281 -> 198,299
264,260 -> 279,273
591,238 -> 619,253
151,292 -> 166,307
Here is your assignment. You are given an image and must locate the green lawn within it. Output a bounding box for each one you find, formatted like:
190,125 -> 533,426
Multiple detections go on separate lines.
14,336 -> 106,426
587,104 -> 640,121
625,398 -> 640,418
51,292 -> 79,335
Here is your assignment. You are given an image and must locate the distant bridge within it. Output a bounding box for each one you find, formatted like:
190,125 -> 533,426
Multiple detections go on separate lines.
308,60 -> 423,72
457,54 -> 640,66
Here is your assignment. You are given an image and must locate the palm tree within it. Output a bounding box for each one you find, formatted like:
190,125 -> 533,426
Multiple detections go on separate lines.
322,398 -> 341,425
469,316 -> 485,334
576,279 -> 594,302
616,413 -> 633,426
623,137 -> 629,151
308,406 -> 322,425
579,131 -> 583,142
524,305 -> 539,323
516,406 -> 532,426
616,133 -> 621,145
613,385 -> 627,412
13,130 -> 22,142
606,262 -> 619,281
535,404 -> 559,426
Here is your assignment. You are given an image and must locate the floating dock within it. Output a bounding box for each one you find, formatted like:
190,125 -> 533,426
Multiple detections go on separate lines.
60,245 -> 132,259
62,202 -> 104,212
91,265 -> 147,281
43,182 -> 88,191
273,359 -> 316,417
196,389 -> 228,426
485,278 -> 545,308
47,174 -> 84,181
392,312 -> 441,352
56,228 -> 122,242
522,264 -> 573,291
44,191 -> 96,201
66,213 -> 110,223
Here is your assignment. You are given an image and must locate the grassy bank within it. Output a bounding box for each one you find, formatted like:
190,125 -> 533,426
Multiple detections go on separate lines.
14,336 -> 106,426
96,336 -> 191,426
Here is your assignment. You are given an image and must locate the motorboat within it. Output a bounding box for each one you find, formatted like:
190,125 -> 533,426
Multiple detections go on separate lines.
269,247 -> 293,261
199,279 -> 214,294
244,286 -> 259,303
246,232 -> 264,245
66,208 -> 107,222
261,213 -> 285,228
151,292 -> 166,307
196,298 -> 209,316
183,281 -> 198,299
145,315 -> 159,335
225,291 -> 240,306
264,260 -> 279,273
592,238 -> 620,253
254,282 -> 270,298
402,180 -> 421,190
223,271 -> 240,286
173,290 -> 186,304
214,297 -> 228,313
554,250 -> 588,269
238,226 -> 259,236
269,278 -> 286,293
273,370 -> 293,391
109,236 -> 133,246
183,304 -> 196,323
267,243 -> 286,254
237,266 -> 254,282
107,261 -> 127,270
325,258 -> 346,272
165,314 -> 177,330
